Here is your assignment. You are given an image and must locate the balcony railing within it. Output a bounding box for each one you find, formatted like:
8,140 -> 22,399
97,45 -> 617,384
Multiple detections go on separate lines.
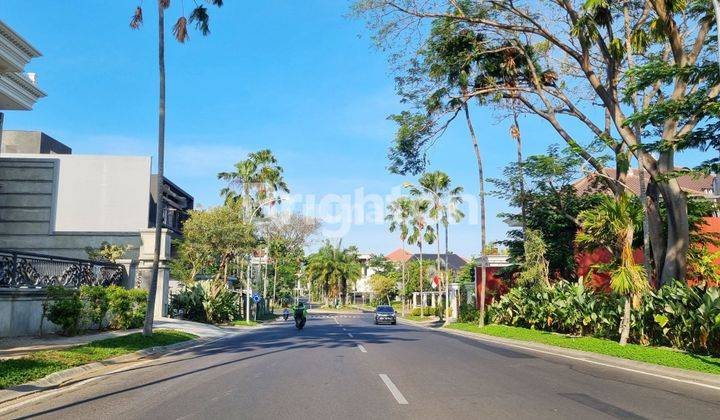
0,249 -> 125,289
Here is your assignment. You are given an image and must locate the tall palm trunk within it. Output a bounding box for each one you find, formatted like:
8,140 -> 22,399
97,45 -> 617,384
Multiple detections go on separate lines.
444,222 -> 450,319
463,103 -> 487,327
435,221 -> 441,316
419,243 -> 424,317
512,109 -> 526,235
401,241 -> 406,316
143,2 -> 166,337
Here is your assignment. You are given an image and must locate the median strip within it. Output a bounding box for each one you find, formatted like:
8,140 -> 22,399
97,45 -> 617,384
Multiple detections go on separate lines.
379,374 -> 408,405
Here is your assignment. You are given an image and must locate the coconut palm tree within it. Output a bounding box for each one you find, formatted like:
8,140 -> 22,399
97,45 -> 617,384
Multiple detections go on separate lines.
306,241 -> 362,307
218,149 -> 289,215
406,198 -> 435,317
576,193 -> 648,346
130,0 -> 224,337
385,196 -> 413,315
409,171 -> 464,318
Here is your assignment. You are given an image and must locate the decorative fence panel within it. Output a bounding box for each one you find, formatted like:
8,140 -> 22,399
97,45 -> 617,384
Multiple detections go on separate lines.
0,249 -> 125,289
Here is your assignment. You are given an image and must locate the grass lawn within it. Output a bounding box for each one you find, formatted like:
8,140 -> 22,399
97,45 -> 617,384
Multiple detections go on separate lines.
446,323 -> 720,375
0,330 -> 196,389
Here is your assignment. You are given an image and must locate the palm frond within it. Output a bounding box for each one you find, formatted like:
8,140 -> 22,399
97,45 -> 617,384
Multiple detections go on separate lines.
189,6 -> 211,36
173,16 -> 189,43
130,6 -> 143,29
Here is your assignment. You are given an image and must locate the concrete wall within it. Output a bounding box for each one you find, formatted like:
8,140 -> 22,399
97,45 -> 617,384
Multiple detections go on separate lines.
0,289 -> 60,337
0,156 -> 147,259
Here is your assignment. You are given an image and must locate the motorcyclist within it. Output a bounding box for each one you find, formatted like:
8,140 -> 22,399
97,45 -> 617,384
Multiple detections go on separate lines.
292,302 -> 308,329
282,306 -> 290,321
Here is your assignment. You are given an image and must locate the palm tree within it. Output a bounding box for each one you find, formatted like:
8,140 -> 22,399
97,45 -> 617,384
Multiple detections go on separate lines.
131,0 -> 224,337
407,198 -> 435,317
385,196 -> 413,316
218,149 -> 289,215
306,241 -> 361,307
577,194 -> 648,346
218,149 -> 288,321
410,171 -> 464,318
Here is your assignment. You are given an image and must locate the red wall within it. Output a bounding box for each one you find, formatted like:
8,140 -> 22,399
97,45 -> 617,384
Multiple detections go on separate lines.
475,217 -> 720,301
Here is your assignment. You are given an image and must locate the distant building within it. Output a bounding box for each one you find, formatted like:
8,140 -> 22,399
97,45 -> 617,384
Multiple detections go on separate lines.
385,248 -> 469,271
0,130 -> 70,154
573,167 -> 717,198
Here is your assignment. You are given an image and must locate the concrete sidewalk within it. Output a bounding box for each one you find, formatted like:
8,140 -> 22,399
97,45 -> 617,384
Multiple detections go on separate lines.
0,317 -> 233,359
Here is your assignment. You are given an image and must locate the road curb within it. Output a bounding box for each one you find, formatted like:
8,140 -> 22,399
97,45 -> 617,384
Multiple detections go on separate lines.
398,319 -> 720,391
0,335 -> 219,407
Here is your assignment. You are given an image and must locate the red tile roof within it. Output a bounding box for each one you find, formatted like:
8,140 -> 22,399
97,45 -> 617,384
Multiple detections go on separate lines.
573,168 -> 716,196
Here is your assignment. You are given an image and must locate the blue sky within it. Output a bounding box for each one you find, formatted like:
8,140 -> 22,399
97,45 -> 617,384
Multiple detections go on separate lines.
2,1 -> 708,257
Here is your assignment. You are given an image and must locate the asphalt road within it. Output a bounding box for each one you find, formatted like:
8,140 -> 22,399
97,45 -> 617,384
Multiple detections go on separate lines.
3,313 -> 719,419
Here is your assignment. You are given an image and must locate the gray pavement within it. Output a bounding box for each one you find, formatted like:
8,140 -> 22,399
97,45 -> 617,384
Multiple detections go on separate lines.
1,313 -> 718,419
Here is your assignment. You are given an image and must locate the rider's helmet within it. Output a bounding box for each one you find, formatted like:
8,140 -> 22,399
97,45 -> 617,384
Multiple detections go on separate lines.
297,302 -> 304,308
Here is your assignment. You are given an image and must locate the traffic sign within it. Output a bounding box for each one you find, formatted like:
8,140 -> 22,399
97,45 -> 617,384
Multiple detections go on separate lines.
252,294 -> 261,303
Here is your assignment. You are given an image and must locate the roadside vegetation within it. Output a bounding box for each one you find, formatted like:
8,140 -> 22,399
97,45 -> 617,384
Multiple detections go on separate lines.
0,330 -> 195,389
446,324 -> 720,376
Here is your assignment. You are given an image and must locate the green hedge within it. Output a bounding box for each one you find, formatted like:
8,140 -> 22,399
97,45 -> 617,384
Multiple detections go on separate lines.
410,306 -> 439,317
43,285 -> 147,335
488,281 -> 720,356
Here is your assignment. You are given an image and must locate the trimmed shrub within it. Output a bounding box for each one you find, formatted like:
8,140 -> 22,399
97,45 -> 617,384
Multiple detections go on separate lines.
410,306 -> 439,317
80,285 -> 110,329
107,286 -> 147,329
44,286 -> 83,336
458,303 -> 480,323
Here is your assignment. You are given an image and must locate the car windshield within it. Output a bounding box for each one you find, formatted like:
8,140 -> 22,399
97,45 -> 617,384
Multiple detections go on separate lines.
376,306 -> 394,313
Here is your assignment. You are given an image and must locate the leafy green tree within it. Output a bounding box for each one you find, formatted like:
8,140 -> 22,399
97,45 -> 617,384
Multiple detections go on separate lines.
356,0 -> 719,286
492,146 -> 605,280
180,203 -> 257,300
85,242 -> 129,263
130,0 -> 224,336
577,194 -> 648,345
369,274 -> 397,304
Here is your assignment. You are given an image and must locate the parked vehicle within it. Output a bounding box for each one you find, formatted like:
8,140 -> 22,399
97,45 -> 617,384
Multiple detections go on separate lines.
374,305 -> 396,325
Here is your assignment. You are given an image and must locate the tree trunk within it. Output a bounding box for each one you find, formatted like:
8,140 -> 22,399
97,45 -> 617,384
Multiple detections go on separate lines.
419,244 -> 424,317
143,2 -> 166,337
444,222 -> 450,320
619,296 -> 631,346
512,109 -> 526,236
401,241 -> 406,317
463,104 -> 487,327
435,221 -> 441,318
272,262 -> 278,306
657,180 -> 689,285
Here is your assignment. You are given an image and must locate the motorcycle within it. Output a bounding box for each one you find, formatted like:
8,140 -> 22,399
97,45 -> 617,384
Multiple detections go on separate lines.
294,308 -> 306,330
282,309 -> 290,321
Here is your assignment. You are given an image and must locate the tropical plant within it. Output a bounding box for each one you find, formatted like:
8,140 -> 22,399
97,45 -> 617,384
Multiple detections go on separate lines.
305,241 -> 362,306
130,0 -> 224,337
217,149 -> 289,212
85,242 -> 129,263
577,194 -> 648,345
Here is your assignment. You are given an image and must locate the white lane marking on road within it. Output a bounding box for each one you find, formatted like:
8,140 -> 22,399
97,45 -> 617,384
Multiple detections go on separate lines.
347,333 -> 354,338
342,328 -> 347,331
401,321 -> 720,392
379,374 -> 408,405
334,317 -> 340,325
357,344 -> 367,353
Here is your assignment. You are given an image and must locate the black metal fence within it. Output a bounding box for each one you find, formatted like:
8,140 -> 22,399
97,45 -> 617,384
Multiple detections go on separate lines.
0,249 -> 125,289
